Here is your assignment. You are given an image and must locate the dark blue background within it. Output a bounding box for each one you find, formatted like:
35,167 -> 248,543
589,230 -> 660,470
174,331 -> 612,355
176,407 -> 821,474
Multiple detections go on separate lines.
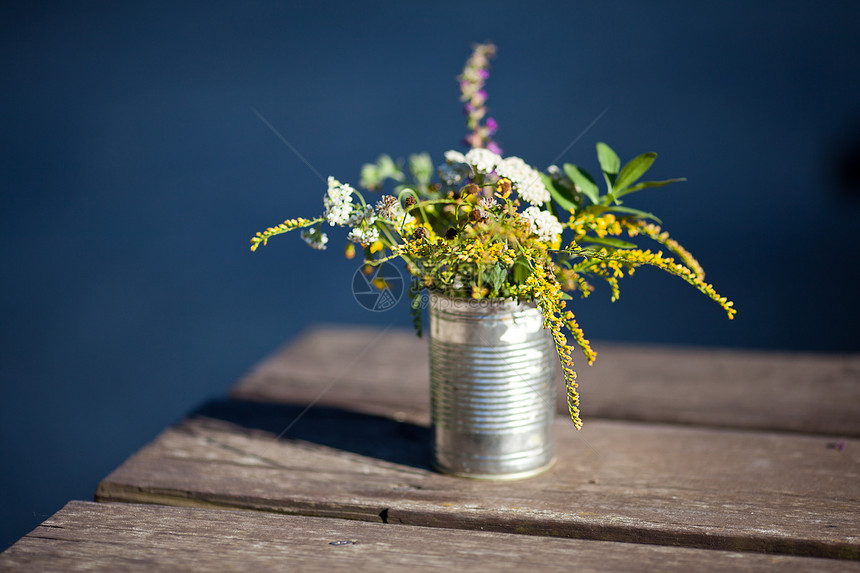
2,1 -> 859,549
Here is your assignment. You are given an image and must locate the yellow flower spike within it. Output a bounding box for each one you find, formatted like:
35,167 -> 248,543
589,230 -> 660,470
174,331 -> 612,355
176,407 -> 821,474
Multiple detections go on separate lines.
369,240 -> 385,254
249,217 -> 322,252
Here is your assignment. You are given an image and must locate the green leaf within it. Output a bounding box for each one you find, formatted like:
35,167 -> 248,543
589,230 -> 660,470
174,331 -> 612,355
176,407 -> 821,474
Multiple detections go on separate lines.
580,236 -> 638,249
614,152 -> 657,195
512,256 -> 532,285
605,205 -> 663,223
615,178 -> 686,200
596,142 -> 620,190
596,142 -> 620,174
540,173 -> 578,212
485,262 -> 508,294
582,204 -> 608,214
574,247 -> 605,258
563,164 -> 600,205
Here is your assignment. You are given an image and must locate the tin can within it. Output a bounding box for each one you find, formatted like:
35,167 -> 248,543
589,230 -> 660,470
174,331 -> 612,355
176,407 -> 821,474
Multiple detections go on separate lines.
428,292 -> 556,479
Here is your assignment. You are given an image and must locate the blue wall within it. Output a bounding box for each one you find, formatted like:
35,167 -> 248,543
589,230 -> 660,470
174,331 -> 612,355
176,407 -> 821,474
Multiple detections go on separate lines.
2,1 -> 859,549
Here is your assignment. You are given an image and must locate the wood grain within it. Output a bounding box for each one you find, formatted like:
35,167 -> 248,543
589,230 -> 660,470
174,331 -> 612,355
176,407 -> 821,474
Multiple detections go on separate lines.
2,501 -> 857,572
95,399 -> 860,559
232,325 -> 860,436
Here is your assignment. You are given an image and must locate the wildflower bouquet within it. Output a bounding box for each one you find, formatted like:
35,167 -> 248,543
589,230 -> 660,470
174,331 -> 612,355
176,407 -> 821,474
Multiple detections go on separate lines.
251,43 -> 735,429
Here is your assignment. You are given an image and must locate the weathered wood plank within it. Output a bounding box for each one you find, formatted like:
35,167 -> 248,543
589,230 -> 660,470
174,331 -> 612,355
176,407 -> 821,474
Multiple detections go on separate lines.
95,400 -> 860,559
232,325 -> 860,436
2,501 -> 856,572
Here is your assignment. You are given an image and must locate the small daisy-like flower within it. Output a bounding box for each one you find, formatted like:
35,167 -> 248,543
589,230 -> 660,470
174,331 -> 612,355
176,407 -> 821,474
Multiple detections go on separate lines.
464,148 -> 502,174
347,226 -> 380,246
375,195 -> 399,219
375,194 -> 414,226
300,227 -> 328,250
521,206 -> 563,242
479,196 -> 498,210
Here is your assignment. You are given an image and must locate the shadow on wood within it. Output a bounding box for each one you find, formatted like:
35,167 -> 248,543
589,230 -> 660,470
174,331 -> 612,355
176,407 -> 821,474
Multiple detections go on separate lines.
191,398 -> 434,471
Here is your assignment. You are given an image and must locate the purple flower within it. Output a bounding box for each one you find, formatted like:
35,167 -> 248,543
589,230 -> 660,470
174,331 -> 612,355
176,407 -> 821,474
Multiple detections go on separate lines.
487,141 -> 503,155
486,117 -> 498,135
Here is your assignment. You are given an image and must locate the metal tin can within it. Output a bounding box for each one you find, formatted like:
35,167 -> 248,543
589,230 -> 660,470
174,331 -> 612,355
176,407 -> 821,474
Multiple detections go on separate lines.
428,292 -> 556,479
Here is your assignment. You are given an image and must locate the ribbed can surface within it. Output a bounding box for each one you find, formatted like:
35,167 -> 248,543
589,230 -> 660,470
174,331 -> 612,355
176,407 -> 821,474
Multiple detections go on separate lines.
428,292 -> 556,479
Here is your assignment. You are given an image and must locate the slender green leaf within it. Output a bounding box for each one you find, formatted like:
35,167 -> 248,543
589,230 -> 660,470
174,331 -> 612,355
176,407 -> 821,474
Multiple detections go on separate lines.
615,178 -> 686,199
512,256 -> 531,285
547,195 -> 560,219
540,173 -> 578,211
581,204 -> 608,215
563,164 -> 600,204
614,152 -> 657,194
580,236 -> 638,249
596,142 -> 620,179
487,262 -> 507,293
602,172 -> 615,200
605,205 -> 663,223
597,142 -> 621,189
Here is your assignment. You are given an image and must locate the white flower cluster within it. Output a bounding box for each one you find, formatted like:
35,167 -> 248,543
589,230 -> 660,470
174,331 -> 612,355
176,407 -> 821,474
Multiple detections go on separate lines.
496,156 -> 550,205
521,205 -> 563,243
324,176 -> 356,226
464,148 -> 502,174
324,175 -> 382,248
445,150 -> 550,206
347,226 -> 380,246
300,227 -> 328,250
444,150 -> 467,164
348,205 -> 375,227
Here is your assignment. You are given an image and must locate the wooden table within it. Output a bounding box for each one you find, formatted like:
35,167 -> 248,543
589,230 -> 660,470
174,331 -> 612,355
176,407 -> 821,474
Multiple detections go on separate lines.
2,325 -> 859,571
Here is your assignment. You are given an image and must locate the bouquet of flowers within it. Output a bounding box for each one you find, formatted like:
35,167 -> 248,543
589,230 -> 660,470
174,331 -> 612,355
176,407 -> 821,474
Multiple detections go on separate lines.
251,43 -> 735,429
